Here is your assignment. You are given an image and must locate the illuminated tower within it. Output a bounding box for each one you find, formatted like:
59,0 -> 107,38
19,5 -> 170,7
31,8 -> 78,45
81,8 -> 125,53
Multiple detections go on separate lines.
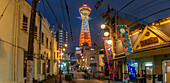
79,4 -> 92,46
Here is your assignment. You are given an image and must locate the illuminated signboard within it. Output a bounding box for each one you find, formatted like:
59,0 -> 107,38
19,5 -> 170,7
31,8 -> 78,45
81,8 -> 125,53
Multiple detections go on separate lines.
128,66 -> 136,80
59,49 -> 62,61
76,51 -> 82,54
140,37 -> 158,47
76,47 -> 82,51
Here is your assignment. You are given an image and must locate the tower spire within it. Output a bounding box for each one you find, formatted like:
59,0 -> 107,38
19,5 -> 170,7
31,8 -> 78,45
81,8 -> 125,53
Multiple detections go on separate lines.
79,4 -> 92,46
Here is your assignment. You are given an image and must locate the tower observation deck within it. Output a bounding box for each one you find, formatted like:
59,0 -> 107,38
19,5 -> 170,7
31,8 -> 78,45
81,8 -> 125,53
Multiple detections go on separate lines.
79,4 -> 92,46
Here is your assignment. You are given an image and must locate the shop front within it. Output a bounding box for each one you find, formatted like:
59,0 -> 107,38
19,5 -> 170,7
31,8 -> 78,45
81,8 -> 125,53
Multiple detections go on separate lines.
162,60 -> 170,83
127,21 -> 170,83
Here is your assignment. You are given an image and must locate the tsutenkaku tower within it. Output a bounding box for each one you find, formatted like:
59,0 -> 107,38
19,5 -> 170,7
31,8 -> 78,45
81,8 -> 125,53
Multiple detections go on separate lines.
79,4 -> 92,46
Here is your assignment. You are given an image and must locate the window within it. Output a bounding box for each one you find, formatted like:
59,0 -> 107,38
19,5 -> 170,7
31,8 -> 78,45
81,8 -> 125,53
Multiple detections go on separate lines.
22,15 -> 28,32
46,37 -> 48,48
90,48 -> 95,51
41,32 -> 44,44
90,57 -> 95,61
34,26 -> 37,38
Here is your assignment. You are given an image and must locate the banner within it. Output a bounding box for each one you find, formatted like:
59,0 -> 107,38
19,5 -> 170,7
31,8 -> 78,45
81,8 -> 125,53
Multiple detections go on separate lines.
118,25 -> 136,80
104,41 -> 112,78
103,38 -> 113,58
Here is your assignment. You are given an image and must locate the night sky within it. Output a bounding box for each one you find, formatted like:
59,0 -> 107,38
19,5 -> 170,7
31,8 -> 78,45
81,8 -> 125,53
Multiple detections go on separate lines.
26,0 -> 170,52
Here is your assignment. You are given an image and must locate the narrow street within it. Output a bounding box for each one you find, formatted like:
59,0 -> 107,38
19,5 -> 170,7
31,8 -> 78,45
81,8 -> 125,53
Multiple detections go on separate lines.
42,71 -> 123,83
0,0 -> 169,83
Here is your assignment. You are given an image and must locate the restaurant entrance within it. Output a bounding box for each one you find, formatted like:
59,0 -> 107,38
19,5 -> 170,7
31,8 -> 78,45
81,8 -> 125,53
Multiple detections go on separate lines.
163,60 -> 170,83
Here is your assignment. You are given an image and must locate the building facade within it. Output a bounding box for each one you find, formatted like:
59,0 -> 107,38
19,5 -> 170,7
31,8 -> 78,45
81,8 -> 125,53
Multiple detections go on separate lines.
0,0 -> 58,82
113,17 -> 170,83
54,24 -> 68,49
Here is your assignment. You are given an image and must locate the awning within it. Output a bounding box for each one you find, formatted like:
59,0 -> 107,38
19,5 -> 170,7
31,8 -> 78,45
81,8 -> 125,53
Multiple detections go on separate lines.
109,56 -> 126,62
127,46 -> 170,59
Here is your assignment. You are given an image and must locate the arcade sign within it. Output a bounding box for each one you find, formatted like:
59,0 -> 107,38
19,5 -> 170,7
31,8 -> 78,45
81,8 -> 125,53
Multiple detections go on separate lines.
140,37 -> 158,47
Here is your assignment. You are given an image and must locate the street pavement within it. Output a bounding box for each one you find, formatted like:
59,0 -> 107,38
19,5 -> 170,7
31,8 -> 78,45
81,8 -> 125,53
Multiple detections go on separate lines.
62,71 -> 123,83
41,71 -> 123,83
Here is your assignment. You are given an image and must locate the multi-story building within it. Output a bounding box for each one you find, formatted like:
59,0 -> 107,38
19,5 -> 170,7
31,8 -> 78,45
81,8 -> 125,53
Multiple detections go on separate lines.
0,0 -> 58,82
54,24 -> 68,49
82,44 -> 105,73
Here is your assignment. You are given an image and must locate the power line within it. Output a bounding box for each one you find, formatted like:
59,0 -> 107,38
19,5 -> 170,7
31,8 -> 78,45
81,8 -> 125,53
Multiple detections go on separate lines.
41,0 -> 47,18
132,0 -> 170,15
64,0 -> 74,47
128,8 -> 170,27
60,0 -> 67,31
117,0 -> 135,15
92,0 -> 103,18
45,0 -> 60,27
129,0 -> 157,14
0,0 -> 12,20
105,0 -> 135,24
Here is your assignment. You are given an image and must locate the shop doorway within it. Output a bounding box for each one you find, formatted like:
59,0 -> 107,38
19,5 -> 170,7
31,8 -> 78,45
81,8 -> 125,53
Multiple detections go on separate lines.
145,66 -> 153,83
162,60 -> 170,83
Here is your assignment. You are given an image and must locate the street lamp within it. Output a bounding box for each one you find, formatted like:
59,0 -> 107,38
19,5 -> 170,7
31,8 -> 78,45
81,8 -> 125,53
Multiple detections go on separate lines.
107,40 -> 112,44
100,24 -> 115,80
104,31 -> 110,37
101,24 -> 106,29
61,53 -> 64,56
65,44 -> 67,47
63,48 -> 65,51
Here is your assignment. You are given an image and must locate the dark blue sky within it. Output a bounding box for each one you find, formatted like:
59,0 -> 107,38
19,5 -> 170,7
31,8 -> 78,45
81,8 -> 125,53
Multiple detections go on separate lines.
27,0 -> 170,51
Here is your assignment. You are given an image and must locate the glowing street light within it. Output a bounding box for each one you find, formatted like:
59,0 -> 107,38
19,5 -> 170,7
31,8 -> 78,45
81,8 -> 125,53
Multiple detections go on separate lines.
104,31 -> 109,37
61,53 -> 64,56
64,44 -> 67,47
63,48 -> 65,51
101,24 -> 106,29
107,40 -> 112,44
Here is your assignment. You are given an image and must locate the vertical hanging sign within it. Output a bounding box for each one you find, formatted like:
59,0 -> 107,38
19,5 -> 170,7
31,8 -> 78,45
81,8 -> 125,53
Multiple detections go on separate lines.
103,38 -> 113,58
59,49 -> 61,61
118,25 -> 136,80
118,25 -> 132,56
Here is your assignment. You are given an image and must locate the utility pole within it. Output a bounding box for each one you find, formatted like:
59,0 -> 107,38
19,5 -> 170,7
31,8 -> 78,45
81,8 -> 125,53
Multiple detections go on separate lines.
100,2 -> 115,82
38,11 -> 42,75
50,24 -> 55,75
26,0 -> 39,83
